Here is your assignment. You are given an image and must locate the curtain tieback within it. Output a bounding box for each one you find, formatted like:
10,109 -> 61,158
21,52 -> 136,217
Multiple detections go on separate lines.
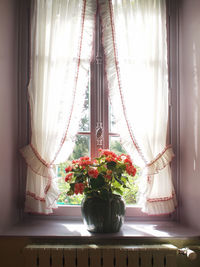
20,144 -> 55,179
30,144 -> 53,169
144,145 -> 175,176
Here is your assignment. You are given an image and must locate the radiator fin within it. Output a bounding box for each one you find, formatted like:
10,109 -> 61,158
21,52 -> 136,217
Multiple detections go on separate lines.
77,248 -> 88,267
152,252 -> 165,267
24,244 -> 178,267
102,248 -> 115,267
24,248 -> 38,267
51,248 -> 63,267
89,247 -> 102,267
165,254 -> 177,267
127,249 -> 139,267
115,248 -> 127,267
38,248 -> 51,267
63,248 -> 76,267
139,251 -> 152,267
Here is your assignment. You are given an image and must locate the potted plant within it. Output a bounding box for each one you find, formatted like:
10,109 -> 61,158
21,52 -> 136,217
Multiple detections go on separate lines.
64,149 -> 137,233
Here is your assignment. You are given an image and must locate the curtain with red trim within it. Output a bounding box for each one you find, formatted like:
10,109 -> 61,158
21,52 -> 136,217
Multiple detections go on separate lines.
20,0 -> 96,214
99,0 -> 177,215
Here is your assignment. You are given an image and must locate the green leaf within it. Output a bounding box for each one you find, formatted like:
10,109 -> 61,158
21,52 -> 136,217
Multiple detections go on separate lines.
75,174 -> 84,183
90,174 -> 105,189
113,187 -> 123,195
123,184 -> 130,189
114,176 -> 124,185
84,187 -> 93,195
70,183 -> 75,191
121,175 -> 129,180
106,161 -> 117,170
67,190 -> 74,196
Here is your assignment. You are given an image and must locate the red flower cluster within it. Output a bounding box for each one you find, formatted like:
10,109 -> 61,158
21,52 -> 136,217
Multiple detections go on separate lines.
65,165 -> 72,173
88,168 -> 99,178
72,159 -> 79,164
126,164 -> 136,176
99,149 -> 118,162
64,149 -> 137,197
117,153 -> 137,176
74,183 -> 85,195
105,170 -> 112,180
77,156 -> 92,167
65,173 -> 73,182
99,149 -> 117,158
124,157 -> 132,165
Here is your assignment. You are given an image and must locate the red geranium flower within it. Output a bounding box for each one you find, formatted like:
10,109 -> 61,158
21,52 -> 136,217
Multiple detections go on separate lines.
88,168 -> 99,178
65,173 -> 73,182
105,156 -> 116,162
79,156 -> 92,166
105,170 -> 112,180
105,175 -> 112,180
74,183 -> 85,195
63,150 -> 137,198
126,165 -> 136,176
65,165 -> 72,173
99,149 -> 117,159
72,159 -> 79,164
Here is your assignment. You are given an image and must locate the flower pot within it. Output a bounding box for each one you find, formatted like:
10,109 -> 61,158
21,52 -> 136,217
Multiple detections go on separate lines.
81,194 -> 125,233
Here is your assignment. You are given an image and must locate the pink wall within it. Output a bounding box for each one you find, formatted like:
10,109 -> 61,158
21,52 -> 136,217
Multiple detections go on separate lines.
0,0 -> 19,232
1,0 -> 200,233
179,0 -> 200,230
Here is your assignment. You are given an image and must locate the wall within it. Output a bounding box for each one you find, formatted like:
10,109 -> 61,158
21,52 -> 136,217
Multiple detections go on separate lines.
0,0 -> 19,232
179,0 -> 200,230
0,0 -> 199,237
0,1 -> 199,266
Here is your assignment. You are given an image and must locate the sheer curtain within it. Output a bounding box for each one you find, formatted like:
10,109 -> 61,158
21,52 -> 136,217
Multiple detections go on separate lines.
99,0 -> 176,215
20,0 -> 95,214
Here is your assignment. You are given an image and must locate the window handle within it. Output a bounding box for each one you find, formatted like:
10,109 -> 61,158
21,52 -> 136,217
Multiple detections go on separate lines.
96,122 -> 103,147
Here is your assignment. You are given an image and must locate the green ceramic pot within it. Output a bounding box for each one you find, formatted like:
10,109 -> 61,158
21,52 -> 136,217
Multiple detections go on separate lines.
81,194 -> 125,233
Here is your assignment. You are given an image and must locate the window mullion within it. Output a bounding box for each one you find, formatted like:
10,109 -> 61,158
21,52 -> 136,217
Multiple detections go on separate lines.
90,9 -> 109,158
95,10 -> 103,153
102,51 -> 109,150
90,58 -> 96,159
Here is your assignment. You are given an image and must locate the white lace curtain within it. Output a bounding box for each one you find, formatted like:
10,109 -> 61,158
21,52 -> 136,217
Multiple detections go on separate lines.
99,0 -> 176,215
21,0 -> 176,215
20,0 -> 96,214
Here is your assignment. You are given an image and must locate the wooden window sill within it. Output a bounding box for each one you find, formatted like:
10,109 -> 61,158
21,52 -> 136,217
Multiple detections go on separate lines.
1,217 -> 200,241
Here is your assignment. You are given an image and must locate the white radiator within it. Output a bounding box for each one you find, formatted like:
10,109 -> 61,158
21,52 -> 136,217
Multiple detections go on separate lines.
23,244 -> 181,267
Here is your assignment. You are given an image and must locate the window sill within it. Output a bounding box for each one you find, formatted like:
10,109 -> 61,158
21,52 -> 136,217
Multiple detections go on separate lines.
52,205 -> 155,218
1,216 -> 200,243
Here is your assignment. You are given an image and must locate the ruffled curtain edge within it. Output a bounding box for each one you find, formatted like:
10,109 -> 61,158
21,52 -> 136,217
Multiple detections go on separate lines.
98,0 -> 177,215
20,0 -> 96,214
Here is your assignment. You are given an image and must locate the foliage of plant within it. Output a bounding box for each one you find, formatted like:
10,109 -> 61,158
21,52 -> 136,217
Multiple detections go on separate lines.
63,149 -> 137,200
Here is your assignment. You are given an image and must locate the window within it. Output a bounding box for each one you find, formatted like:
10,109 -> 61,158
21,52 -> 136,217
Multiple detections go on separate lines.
20,0 -> 176,217
56,10 -> 139,210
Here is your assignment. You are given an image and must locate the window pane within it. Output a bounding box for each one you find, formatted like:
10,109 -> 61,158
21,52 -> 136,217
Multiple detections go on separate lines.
109,102 -> 118,133
69,134 -> 90,160
57,134 -> 90,205
57,173 -> 84,205
109,136 -> 139,205
109,135 -> 126,155
78,81 -> 90,132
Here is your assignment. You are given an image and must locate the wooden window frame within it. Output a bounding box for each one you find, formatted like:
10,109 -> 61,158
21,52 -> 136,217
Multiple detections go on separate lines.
77,8 -> 109,159
76,7 -> 119,160
18,0 -> 178,221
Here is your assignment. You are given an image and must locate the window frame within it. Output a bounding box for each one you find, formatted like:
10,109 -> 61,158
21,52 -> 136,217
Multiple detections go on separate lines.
18,0 -> 178,221
76,7 -> 121,159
